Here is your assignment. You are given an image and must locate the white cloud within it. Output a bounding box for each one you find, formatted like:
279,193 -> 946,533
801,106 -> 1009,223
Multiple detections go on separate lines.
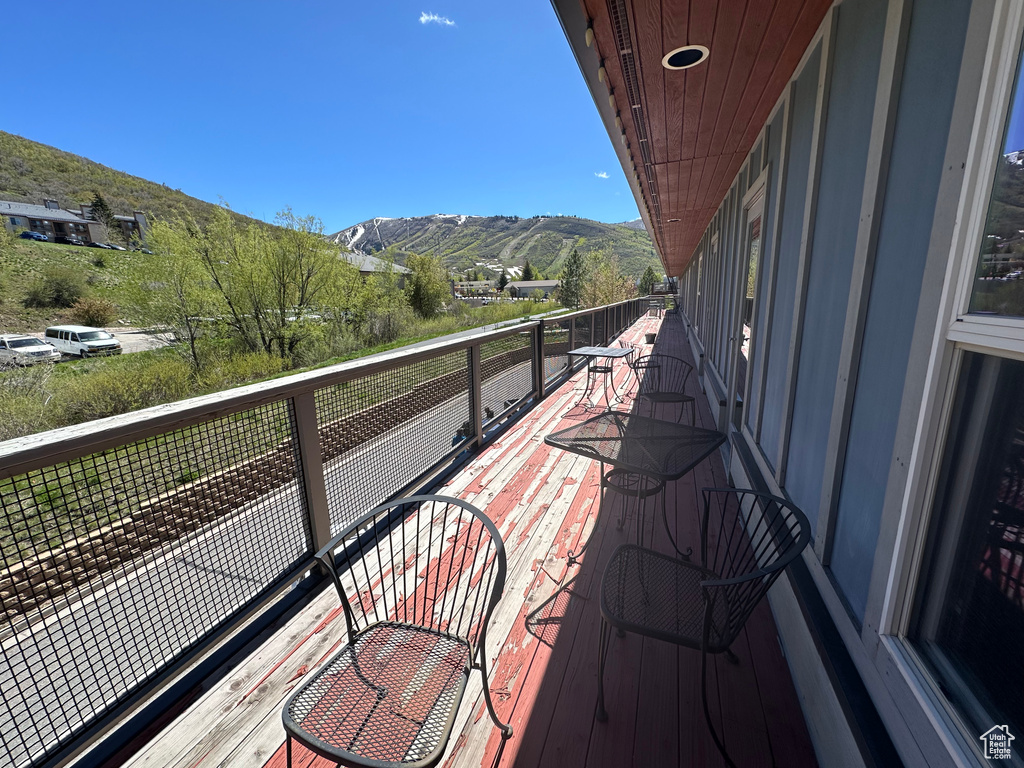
595,171 -> 610,179
420,12 -> 455,26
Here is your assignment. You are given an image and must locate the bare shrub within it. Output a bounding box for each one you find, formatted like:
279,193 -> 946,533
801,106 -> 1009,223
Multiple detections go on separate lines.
70,297 -> 118,327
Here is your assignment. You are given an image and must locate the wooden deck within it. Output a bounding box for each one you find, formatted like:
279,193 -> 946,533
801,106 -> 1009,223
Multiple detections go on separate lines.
123,312 -> 817,768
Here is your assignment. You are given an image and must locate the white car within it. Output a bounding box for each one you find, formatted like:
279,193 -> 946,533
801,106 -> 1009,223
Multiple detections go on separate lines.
0,334 -> 61,365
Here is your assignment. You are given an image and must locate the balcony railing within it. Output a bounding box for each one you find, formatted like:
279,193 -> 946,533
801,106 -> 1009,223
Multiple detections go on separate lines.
0,298 -> 645,768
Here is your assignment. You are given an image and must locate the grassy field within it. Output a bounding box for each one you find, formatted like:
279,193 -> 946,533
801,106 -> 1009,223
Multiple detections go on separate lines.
0,239 -> 130,333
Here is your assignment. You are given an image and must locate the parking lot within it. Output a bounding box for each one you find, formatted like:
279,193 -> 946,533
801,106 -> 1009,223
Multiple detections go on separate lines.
23,327 -> 173,357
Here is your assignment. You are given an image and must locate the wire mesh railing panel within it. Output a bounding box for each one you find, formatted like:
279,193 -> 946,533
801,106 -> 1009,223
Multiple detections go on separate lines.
315,350 -> 471,535
544,318 -> 571,385
0,400 -> 311,768
480,333 -> 534,426
574,315 -> 593,349
594,311 -> 606,346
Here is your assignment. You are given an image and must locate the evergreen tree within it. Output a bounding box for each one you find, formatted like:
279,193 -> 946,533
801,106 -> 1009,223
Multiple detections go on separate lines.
497,270 -> 509,292
639,265 -> 659,296
521,259 -> 536,282
89,192 -> 118,243
559,248 -> 586,309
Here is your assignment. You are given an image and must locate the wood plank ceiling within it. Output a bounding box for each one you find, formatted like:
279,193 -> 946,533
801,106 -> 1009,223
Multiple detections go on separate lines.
578,0 -> 833,275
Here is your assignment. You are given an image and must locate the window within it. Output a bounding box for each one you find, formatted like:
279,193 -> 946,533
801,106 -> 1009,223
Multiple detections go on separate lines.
913,352 -> 1024,748
970,40 -> 1024,315
904,18 -> 1024,760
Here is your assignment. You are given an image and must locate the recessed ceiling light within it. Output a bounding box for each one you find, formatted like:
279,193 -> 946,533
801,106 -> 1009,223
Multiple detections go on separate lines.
667,218 -> 681,222
662,45 -> 709,70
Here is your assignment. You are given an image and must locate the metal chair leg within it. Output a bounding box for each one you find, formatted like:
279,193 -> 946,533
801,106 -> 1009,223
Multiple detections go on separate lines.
701,647 -> 736,768
286,734 -> 292,768
596,619 -> 611,722
478,653 -> 514,739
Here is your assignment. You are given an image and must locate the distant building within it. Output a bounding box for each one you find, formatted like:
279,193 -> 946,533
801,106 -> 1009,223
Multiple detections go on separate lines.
342,251 -> 411,278
1,199 -> 148,244
72,205 -> 148,244
1,199 -> 97,241
454,280 -> 496,296
507,279 -> 560,299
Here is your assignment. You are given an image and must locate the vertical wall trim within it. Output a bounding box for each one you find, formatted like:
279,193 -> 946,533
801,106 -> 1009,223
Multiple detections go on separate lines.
754,85 -> 795,442
734,167 -> 768,432
777,7 -> 839,486
815,0 -> 913,563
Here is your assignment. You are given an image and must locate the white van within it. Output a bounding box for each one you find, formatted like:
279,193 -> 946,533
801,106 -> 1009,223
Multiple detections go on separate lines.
44,325 -> 122,358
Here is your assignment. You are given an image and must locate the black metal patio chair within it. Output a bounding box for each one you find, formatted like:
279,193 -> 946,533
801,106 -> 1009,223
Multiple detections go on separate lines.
634,352 -> 696,424
615,339 -> 639,401
596,488 -> 811,767
282,494 -> 512,768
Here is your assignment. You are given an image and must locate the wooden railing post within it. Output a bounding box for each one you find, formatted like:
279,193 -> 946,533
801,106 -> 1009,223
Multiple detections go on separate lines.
568,317 -> 576,371
535,321 -> 547,399
293,391 -> 332,552
470,343 -> 484,448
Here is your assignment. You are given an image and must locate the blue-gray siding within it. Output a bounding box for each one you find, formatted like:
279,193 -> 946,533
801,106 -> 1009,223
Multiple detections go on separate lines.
828,0 -> 972,621
784,0 -> 887,534
760,43 -> 822,473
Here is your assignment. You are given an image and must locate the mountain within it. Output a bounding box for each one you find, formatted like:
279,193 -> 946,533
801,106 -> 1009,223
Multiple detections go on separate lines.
328,214 -> 660,278
0,131 -> 257,227
618,218 -> 647,231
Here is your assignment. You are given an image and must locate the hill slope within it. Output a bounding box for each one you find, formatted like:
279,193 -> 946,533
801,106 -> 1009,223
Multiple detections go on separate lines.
329,214 -> 659,278
0,131 -> 253,226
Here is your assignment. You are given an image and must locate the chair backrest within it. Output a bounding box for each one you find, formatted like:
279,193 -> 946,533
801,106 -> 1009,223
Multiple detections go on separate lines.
315,494 -> 507,651
616,338 -> 636,363
634,353 -> 693,396
698,488 -> 810,651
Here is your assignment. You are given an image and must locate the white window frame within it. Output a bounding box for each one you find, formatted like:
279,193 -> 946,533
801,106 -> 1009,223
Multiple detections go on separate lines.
873,1 -> 1024,764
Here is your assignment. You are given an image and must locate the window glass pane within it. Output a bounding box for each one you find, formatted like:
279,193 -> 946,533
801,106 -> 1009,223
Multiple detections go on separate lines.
970,43 -> 1024,315
913,352 -> 1024,747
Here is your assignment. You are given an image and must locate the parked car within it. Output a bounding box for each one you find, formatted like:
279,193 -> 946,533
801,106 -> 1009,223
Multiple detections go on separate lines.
86,241 -> 113,249
0,334 -> 61,365
103,243 -> 127,251
19,231 -> 48,241
44,325 -> 122,358
54,235 -> 85,246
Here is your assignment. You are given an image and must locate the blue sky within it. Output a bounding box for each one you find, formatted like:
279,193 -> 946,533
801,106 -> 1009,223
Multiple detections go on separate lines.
0,1 -> 639,232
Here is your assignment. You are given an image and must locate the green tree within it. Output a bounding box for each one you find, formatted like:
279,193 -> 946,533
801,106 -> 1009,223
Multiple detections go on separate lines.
136,208 -> 360,369
497,270 -> 509,292
581,250 -> 636,307
558,248 -> 586,309
405,252 -> 451,318
353,249 -> 412,344
133,213 -> 222,373
89,192 -> 119,243
639,265 -> 659,296
521,259 -> 536,282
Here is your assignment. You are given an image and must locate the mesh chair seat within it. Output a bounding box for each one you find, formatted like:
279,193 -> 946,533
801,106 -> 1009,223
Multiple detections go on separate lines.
640,391 -> 695,406
600,544 -> 730,651
284,622 -> 470,767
